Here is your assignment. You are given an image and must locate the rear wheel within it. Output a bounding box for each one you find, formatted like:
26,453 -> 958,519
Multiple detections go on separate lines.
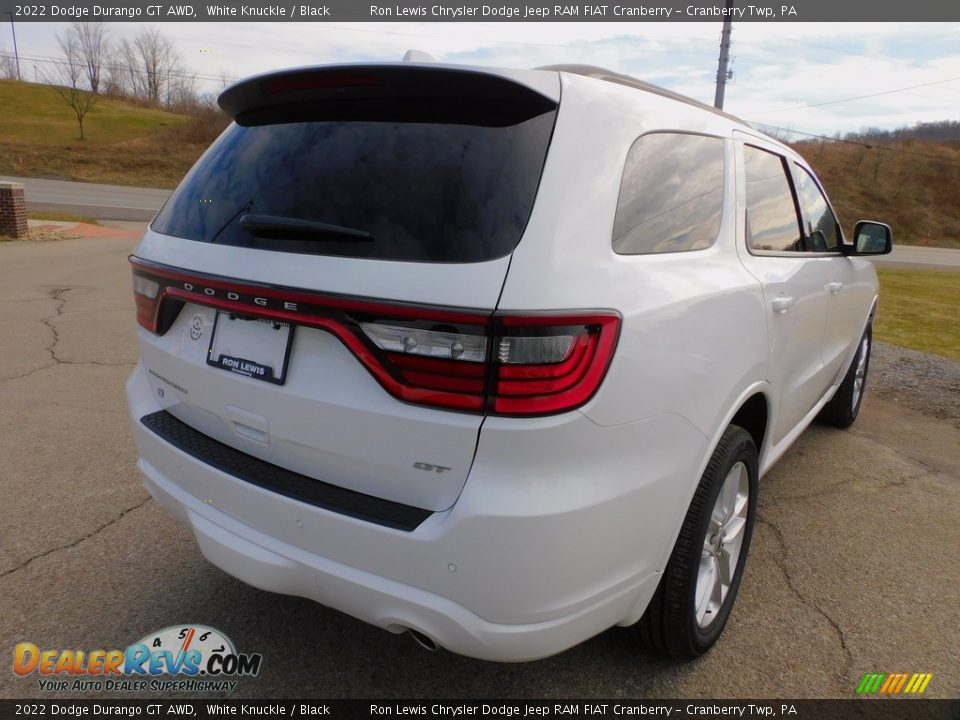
818,324 -> 872,428
631,425 -> 758,660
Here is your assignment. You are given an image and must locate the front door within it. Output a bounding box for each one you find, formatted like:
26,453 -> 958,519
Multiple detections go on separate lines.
735,138 -> 835,445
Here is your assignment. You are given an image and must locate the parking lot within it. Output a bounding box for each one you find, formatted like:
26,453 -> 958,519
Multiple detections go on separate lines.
1,230 -> 958,699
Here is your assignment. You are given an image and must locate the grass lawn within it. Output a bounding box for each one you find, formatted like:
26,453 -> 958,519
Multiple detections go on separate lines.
28,210 -> 99,224
875,268 -> 960,361
0,79 -> 199,187
0,79 -> 186,146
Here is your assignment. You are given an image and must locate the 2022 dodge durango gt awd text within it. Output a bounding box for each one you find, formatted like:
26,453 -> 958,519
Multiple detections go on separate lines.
126,62 -> 893,661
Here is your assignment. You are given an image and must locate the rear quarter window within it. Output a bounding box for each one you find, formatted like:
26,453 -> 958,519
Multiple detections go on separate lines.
612,132 -> 725,255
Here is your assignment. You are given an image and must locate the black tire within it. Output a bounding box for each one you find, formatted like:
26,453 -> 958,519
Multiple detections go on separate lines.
631,425 -> 758,660
817,324 -> 872,428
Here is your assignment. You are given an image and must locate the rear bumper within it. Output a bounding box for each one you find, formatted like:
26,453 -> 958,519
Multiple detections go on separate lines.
127,362 -> 707,661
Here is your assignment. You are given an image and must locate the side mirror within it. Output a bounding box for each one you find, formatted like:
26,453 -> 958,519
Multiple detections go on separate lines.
849,221 -> 892,255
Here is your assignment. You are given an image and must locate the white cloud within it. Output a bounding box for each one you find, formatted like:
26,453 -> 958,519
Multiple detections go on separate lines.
6,21 -> 959,135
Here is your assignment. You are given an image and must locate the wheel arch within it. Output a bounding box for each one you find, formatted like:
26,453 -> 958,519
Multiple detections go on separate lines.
729,392 -> 768,463
710,381 -> 773,474
644,381 -> 772,584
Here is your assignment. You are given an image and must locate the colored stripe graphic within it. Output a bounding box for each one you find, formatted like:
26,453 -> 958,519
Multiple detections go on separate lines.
857,672 -> 932,695
857,673 -> 885,694
905,673 -> 933,694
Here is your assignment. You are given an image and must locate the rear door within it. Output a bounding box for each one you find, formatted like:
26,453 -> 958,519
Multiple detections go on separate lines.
734,139 -> 835,445
133,65 -> 559,511
789,161 -> 861,376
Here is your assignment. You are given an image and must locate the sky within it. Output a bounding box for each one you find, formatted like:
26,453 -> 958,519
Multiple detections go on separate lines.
3,21 -> 959,137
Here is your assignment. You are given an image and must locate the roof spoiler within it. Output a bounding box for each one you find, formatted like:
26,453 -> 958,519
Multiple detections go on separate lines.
218,64 -> 559,123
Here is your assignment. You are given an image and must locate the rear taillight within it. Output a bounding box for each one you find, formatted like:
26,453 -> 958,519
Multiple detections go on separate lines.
491,315 -> 621,416
131,258 -> 620,417
261,73 -> 384,95
132,273 -> 161,333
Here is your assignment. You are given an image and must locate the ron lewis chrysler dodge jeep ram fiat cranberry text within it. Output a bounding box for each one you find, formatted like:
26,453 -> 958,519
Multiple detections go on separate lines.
126,62 -> 892,661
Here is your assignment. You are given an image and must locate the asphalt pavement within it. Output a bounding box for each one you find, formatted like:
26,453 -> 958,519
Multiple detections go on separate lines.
0,176 -> 170,221
0,231 -> 958,700
870,244 -> 960,270
4,173 -> 960,270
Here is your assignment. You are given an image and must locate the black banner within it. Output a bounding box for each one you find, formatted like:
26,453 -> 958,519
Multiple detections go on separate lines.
1,701 -> 959,720
0,0 -> 959,22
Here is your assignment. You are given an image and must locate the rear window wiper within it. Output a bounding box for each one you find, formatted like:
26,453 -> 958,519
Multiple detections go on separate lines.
239,214 -> 373,242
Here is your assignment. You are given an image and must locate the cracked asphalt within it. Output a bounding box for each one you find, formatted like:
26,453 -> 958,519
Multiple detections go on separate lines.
1,232 -> 958,700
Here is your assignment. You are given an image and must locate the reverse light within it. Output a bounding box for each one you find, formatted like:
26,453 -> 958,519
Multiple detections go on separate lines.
132,275 -> 159,299
497,335 -> 574,364
130,257 -> 620,417
360,323 -> 487,362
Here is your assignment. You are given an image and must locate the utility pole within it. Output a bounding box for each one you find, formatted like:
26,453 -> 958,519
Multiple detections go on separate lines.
5,12 -> 21,81
713,0 -> 734,110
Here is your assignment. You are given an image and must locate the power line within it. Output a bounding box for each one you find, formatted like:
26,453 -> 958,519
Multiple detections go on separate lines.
731,37 -> 960,108
731,44 -> 960,110
0,51 -> 230,85
742,75 -> 960,115
747,121 -> 960,166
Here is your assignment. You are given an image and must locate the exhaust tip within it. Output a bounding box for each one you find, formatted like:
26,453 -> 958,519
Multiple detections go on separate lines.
408,629 -> 439,652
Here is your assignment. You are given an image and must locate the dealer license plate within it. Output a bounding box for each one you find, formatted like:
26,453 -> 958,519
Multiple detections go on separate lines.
206,311 -> 294,385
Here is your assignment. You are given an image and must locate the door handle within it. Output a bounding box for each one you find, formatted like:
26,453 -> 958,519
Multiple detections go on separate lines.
826,281 -> 844,295
771,296 -> 795,314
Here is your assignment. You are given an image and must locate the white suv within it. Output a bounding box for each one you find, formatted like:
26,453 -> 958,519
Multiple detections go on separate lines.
127,62 -> 892,661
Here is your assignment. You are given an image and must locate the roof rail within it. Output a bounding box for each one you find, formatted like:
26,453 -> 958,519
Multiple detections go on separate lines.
537,64 -> 747,125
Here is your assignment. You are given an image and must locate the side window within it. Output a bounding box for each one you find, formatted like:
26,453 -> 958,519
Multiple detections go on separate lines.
792,164 -> 840,252
743,145 -> 802,253
612,133 -> 724,255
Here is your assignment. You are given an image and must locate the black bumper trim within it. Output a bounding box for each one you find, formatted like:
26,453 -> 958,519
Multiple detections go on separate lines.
140,410 -> 432,532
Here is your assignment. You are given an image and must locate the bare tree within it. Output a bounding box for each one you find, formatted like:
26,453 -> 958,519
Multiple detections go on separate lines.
0,46 -> 18,80
67,22 -> 110,94
113,38 -> 145,98
118,27 -> 181,105
39,33 -> 99,139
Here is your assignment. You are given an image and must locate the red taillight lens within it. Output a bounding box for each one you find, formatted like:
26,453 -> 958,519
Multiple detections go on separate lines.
132,272 -> 161,333
261,73 -> 383,95
491,315 -> 621,416
130,258 -> 620,417
358,321 -> 490,412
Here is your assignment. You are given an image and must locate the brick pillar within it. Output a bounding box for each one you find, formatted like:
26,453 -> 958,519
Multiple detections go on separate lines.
0,182 -> 29,239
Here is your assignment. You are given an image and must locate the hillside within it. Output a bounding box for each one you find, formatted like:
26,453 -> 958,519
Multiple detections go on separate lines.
790,137 -> 960,249
0,79 -> 210,188
1,79 -> 958,247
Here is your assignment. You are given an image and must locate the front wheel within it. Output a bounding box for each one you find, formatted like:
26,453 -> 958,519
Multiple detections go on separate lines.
630,425 -> 758,660
818,324 -> 872,428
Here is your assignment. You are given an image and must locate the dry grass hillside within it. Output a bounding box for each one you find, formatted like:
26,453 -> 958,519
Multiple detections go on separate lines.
791,138 -> 960,248
3,79 -> 959,248
0,79 -> 225,188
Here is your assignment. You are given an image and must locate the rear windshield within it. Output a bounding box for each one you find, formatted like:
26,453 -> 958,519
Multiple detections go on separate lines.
151,105 -> 556,263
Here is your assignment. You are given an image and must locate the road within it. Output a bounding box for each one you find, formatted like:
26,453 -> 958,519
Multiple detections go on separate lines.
0,176 -> 169,221
0,176 -> 960,268
0,232 -> 958,700
3,174 -> 960,268
870,244 -> 960,270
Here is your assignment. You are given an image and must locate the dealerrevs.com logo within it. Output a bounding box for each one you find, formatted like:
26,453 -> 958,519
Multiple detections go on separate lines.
13,625 -> 262,693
